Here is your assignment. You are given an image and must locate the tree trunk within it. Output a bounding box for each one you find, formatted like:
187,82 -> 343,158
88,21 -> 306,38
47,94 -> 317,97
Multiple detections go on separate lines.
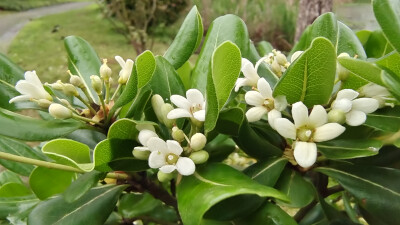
294,0 -> 333,42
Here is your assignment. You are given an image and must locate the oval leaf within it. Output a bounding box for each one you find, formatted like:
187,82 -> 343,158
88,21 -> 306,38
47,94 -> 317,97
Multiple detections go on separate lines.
63,171 -> 104,203
244,157 -> 288,187
373,0 -> 400,53
365,106 -> 400,132
338,57 -> 385,87
235,202 -> 297,225
0,53 -> 24,111
317,139 -> 382,159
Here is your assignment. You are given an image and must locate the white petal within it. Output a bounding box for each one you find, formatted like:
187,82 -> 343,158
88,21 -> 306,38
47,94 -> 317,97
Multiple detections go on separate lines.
186,89 -> 204,106
360,83 -> 390,97
167,108 -> 192,119
24,71 -> 42,87
294,142 -> 317,168
336,89 -> 359,101
274,95 -> 288,111
332,99 -> 352,113
133,146 -> 150,151
193,110 -> 206,121
257,78 -> 273,99
345,110 -> 366,126
290,51 -> 303,63
267,109 -> 282,130
147,137 -> 168,153
15,81 -> 38,96
245,91 -> 264,106
308,105 -> 328,128
9,95 -> 30,103
313,123 -> 345,142
292,102 -> 309,128
138,130 -> 158,146
351,98 -> 379,113
234,78 -> 250,92
170,95 -> 191,110
148,151 -> 166,168
246,106 -> 268,122
160,165 -> 176,173
274,118 -> 296,139
176,157 -> 195,176
241,59 -> 259,84
166,140 -> 183,155
254,56 -> 269,71
115,55 -> 126,68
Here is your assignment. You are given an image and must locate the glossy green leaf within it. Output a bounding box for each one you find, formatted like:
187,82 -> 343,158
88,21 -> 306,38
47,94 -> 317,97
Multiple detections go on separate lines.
359,30 -> 394,58
42,139 -> 92,172
0,171 -> 23,186
275,168 -> 315,208
274,37 -> 336,107
164,6 -> 203,69
256,41 -> 274,56
381,70 -> 400,101
0,53 -> 24,111
108,118 -> 140,140
28,184 -> 127,225
376,51 -> 400,77
0,108 -> 83,141
176,61 -> 192,90
177,163 -> 288,225
338,57 -> 385,86
0,136 -> 47,176
65,129 -> 106,149
373,0 -> 400,53
63,171 -> 104,203
337,21 -> 367,59
244,157 -> 288,187
235,202 -> 297,225
309,13 -> 338,47
124,88 -> 152,119
108,157 -> 149,172
191,14 -> 250,93
215,107 -> 244,137
317,139 -> 382,159
64,36 -> 101,103
205,41 -> 241,133
0,195 -> 38,219
149,56 -> 186,101
204,135 -> 236,162
0,183 -> 32,197
29,167 -> 75,200
316,163 -> 400,225
365,106 -> 400,132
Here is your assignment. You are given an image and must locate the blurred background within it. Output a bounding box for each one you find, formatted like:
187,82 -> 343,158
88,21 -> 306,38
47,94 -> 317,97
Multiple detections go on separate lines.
0,0 -> 376,83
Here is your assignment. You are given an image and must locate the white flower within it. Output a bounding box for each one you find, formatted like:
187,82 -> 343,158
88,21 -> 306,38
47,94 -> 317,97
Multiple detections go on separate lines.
275,102 -> 345,168
115,56 -> 134,84
245,78 -> 287,129
147,137 -> 195,176
9,71 -> 52,103
234,58 -> 261,92
290,51 -> 303,63
359,83 -> 392,108
332,89 -> 379,126
167,89 -> 206,122
134,129 -> 158,152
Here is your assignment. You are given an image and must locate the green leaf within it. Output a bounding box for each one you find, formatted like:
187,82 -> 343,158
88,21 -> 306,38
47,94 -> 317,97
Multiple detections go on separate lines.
204,135 -> 236,162
337,21 -> 367,59
375,51 -> 400,77
316,163 -> 400,225
373,0 -> 400,53
317,139 -> 382,159
0,195 -> 38,219
0,171 -> 23,186
124,88 -> 153,119
235,202 -> 297,225
381,70 -> 400,101
177,163 -> 288,225
149,56 -> 186,101
108,157 -> 149,172
176,61 -> 193,90
29,167 -> 75,200
28,184 -> 127,225
309,13 -> 338,47
275,168 -> 315,208
191,14 -> 250,94
205,41 -> 241,133
64,36 -> 101,103
164,6 -> 203,69
244,157 -> 288,187
0,108 -> 83,141
0,183 -> 32,197
256,41 -> 274,56
359,30 -> 394,58
0,53 -> 24,111
274,37 -> 336,107
215,107 -> 244,137
0,136 -> 47,176
65,129 -> 106,149
63,171 -> 104,203
365,106 -> 400,132
338,57 -> 385,88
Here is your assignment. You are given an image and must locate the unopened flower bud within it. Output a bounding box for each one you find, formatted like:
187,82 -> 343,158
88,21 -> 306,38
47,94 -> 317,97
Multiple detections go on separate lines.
36,99 -> 53,108
271,59 -> 282,77
172,127 -> 185,142
49,103 -> 72,119
337,63 -> 350,81
69,72 -> 84,89
118,60 -> 133,84
151,94 -> 165,122
59,99 -> 72,107
276,52 -> 288,66
100,59 -> 112,81
157,170 -> 175,182
189,150 -> 209,164
132,149 -> 150,160
328,109 -> 346,124
338,52 -> 350,58
90,75 -> 102,95
290,51 -> 303,63
63,83 -> 79,97
161,103 -> 175,128
190,133 -> 206,151
50,80 -> 64,90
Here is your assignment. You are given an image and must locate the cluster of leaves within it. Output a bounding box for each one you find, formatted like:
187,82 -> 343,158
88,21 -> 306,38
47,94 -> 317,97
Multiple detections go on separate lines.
0,0 -> 400,224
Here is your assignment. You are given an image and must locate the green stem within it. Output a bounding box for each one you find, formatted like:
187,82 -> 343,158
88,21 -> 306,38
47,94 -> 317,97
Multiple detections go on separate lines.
81,87 -> 94,104
76,95 -> 96,115
106,172 -> 129,180
98,94 -> 108,122
111,84 -> 121,101
105,81 -> 111,104
72,114 -> 103,126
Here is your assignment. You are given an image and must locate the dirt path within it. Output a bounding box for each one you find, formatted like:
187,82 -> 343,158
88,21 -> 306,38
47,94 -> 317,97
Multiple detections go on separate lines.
0,1 -> 93,53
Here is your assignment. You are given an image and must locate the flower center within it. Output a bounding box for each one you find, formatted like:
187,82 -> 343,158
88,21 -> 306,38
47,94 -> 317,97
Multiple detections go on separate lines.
297,126 -> 314,142
166,153 -> 179,165
263,98 -> 275,111
190,104 -> 202,114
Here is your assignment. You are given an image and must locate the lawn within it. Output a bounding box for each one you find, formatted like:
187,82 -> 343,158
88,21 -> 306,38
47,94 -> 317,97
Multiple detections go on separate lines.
7,4 -> 170,83
0,0 -> 85,11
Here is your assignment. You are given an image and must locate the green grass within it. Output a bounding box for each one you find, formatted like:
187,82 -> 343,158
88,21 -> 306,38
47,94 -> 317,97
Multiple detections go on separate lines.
0,0 -> 85,11
7,4 -> 169,83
